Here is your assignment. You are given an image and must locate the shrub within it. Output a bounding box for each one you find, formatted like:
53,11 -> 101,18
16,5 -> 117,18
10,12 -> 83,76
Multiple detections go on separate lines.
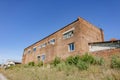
77,60 -> 89,70
65,55 -> 89,70
73,55 -> 81,65
28,62 -> 35,66
65,55 -> 80,65
52,57 -> 61,66
65,56 -> 74,65
53,54 -> 104,71
111,55 -> 120,69
37,61 -> 43,67
80,53 -> 95,64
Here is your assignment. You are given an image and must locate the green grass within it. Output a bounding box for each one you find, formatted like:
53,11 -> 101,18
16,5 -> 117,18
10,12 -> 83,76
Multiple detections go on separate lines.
0,53 -> 120,80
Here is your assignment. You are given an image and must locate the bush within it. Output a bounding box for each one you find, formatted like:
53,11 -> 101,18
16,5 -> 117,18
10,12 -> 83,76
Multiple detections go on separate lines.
73,55 -> 81,65
28,62 -> 35,66
80,53 -> 95,64
111,55 -> 120,69
65,55 -> 80,65
52,57 -> 61,66
65,56 -> 74,65
37,61 -> 43,67
77,60 -> 89,70
65,55 -> 89,70
52,54 -> 104,71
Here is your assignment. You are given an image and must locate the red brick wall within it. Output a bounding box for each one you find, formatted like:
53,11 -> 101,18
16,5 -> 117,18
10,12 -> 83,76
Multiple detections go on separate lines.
22,17 -> 104,64
92,48 -> 120,57
77,18 -> 104,53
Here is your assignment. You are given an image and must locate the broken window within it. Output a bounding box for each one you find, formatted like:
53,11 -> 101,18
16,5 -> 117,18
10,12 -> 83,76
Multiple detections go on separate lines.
39,43 -> 47,48
63,30 -> 74,39
49,39 -> 55,44
42,43 -> 47,47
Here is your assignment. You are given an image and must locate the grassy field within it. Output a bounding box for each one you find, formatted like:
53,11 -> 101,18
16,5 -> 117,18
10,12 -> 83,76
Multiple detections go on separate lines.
0,53 -> 120,80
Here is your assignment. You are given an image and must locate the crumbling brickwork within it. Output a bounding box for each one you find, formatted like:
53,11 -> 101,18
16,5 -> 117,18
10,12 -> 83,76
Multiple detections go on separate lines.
22,17 -> 104,64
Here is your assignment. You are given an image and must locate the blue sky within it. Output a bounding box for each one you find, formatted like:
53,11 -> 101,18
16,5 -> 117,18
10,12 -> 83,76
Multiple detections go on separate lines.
0,0 -> 120,63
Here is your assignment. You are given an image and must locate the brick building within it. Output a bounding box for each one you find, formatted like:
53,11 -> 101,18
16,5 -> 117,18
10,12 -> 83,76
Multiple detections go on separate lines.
22,17 -> 104,64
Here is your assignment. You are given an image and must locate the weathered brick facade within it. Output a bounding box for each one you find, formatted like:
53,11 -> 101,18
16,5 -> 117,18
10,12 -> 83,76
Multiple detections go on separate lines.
22,17 -> 104,64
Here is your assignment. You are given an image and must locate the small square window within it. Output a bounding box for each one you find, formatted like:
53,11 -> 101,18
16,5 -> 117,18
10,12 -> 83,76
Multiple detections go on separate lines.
68,43 -> 75,52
